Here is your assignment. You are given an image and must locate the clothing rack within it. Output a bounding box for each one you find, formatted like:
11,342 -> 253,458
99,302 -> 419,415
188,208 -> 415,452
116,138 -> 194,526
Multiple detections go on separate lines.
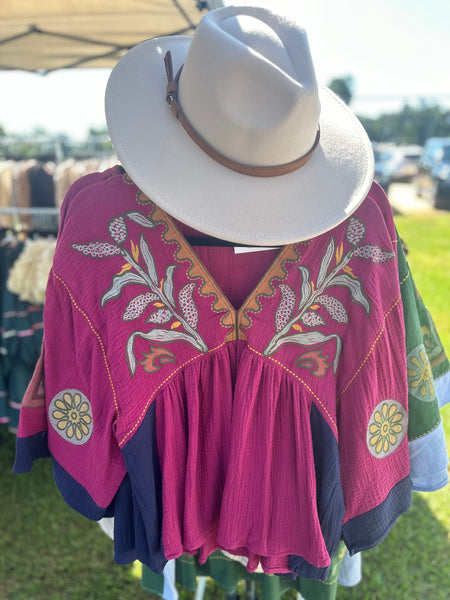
0,207 -> 60,235
0,207 -> 60,215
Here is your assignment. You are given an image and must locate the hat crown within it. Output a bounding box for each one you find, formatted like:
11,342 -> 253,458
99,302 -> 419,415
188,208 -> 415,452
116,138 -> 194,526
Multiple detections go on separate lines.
105,4 -> 374,246
178,6 -> 320,167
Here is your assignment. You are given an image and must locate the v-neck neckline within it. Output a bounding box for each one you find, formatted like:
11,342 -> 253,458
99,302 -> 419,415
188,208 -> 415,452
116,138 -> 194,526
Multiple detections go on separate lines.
156,205 -> 297,319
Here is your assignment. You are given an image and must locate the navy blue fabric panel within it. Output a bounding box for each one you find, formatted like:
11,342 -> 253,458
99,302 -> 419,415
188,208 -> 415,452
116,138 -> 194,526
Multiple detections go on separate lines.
289,403 -> 344,580
342,474 -> 412,554
120,400 -> 166,574
309,402 -> 344,558
111,474 -> 140,565
52,457 -> 115,520
14,432 -> 50,473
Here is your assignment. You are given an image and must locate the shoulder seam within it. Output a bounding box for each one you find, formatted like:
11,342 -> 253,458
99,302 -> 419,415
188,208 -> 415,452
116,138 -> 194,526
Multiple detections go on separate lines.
337,294 -> 403,401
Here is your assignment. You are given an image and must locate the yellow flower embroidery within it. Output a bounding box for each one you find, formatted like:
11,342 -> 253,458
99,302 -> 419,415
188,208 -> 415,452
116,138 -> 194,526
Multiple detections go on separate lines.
367,400 -> 407,458
49,389 -> 93,445
407,345 -> 435,402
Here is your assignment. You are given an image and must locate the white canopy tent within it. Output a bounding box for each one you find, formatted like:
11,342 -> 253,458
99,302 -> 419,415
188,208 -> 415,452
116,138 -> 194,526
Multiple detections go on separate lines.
0,0 -> 225,73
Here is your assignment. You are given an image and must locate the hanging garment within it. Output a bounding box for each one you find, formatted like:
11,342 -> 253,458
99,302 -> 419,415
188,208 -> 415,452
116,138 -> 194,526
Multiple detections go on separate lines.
0,240 -> 44,432
15,166 -> 413,579
141,546 -> 347,600
396,236 -> 449,492
7,236 -> 57,305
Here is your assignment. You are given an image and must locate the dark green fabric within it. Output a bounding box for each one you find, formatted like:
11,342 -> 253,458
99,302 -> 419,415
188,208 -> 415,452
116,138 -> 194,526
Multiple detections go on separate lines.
141,543 -> 347,600
397,234 -> 442,440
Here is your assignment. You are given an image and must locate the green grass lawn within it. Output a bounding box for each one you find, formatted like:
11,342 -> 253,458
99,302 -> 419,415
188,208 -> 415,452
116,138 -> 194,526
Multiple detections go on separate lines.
0,211 -> 448,599
395,211 -> 450,355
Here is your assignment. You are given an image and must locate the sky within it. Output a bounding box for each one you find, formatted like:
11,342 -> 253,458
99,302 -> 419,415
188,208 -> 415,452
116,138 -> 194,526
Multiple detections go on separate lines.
0,0 -> 449,141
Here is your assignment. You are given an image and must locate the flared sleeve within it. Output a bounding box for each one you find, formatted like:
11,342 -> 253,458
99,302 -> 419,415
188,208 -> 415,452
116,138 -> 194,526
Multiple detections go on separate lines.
14,268 -> 127,518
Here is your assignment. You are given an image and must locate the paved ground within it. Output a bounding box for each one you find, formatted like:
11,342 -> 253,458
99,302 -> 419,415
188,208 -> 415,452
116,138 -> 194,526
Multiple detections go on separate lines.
386,182 -> 437,216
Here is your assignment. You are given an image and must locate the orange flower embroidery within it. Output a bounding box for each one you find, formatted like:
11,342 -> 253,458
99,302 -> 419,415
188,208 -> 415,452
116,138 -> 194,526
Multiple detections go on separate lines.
295,349 -> 332,377
139,346 -> 177,373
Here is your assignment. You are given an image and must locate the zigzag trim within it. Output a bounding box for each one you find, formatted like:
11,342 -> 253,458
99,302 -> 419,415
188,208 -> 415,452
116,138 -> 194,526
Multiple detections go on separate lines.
239,244 -> 300,331
147,203 -> 236,338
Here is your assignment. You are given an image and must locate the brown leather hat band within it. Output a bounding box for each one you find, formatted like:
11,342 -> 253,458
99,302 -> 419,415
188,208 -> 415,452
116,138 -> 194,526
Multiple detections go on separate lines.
164,51 -> 320,178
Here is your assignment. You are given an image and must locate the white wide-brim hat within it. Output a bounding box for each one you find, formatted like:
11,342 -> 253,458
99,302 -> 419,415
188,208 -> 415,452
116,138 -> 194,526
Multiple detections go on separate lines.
105,5 -> 374,245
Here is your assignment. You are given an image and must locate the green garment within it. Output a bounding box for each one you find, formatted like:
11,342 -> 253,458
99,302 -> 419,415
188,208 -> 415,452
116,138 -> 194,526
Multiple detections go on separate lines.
141,543 -> 347,600
396,234 -> 448,440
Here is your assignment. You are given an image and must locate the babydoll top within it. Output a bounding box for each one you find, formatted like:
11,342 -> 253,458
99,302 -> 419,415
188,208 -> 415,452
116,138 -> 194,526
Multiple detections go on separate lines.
15,166 -> 412,579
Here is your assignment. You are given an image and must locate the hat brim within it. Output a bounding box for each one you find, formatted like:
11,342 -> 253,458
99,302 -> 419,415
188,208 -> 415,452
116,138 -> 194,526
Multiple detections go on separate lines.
106,36 -> 374,245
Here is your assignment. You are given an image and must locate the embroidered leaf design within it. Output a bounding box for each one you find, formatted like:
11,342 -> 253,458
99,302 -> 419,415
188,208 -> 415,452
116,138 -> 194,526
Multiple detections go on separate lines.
101,271 -> 145,307
342,265 -> 357,278
127,212 -> 157,228
315,294 -> 348,323
335,242 -> 344,264
139,235 -> 158,285
292,324 -> 302,332
72,241 -> 122,258
301,310 -> 326,327
127,329 -> 207,375
352,245 -> 395,263
123,292 -> 158,321
317,237 -> 335,287
108,216 -> 128,243
162,265 -> 177,308
178,282 -> 199,329
117,263 -> 132,275
131,240 -> 140,262
275,284 -> 296,332
346,217 -> 366,245
332,274 -> 371,314
265,331 -> 342,374
297,266 -> 313,306
171,321 -> 181,329
146,308 -> 171,324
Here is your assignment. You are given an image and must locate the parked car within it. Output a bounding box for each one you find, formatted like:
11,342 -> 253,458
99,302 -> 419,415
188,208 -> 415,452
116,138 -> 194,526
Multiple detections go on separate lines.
414,137 -> 450,209
374,144 -> 423,191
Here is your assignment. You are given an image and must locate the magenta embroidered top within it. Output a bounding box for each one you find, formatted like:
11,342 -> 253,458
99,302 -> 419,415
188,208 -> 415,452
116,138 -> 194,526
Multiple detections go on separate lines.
15,166 -> 412,579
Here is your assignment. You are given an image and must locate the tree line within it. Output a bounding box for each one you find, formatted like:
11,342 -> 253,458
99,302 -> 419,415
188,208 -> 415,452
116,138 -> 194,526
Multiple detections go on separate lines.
2,80 -> 450,153
329,77 -> 450,146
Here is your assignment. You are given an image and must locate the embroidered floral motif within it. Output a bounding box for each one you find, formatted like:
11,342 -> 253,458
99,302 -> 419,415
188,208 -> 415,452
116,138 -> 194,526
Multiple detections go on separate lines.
178,283 -> 199,329
72,211 -> 208,377
407,344 -> 435,401
139,346 -> 177,373
367,400 -> 407,458
109,216 -> 128,243
72,241 -> 122,257
264,216 -> 395,376
49,389 -> 93,445
123,293 -> 159,321
275,284 -> 296,331
295,350 -> 332,377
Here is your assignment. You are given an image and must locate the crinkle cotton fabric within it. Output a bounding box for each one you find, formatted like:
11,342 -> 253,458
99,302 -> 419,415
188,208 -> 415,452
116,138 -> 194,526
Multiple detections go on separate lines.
15,167 -> 412,579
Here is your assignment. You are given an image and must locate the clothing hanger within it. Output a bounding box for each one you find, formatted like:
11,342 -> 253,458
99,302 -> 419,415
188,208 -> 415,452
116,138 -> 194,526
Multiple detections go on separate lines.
185,235 -> 282,249
186,235 -> 259,248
